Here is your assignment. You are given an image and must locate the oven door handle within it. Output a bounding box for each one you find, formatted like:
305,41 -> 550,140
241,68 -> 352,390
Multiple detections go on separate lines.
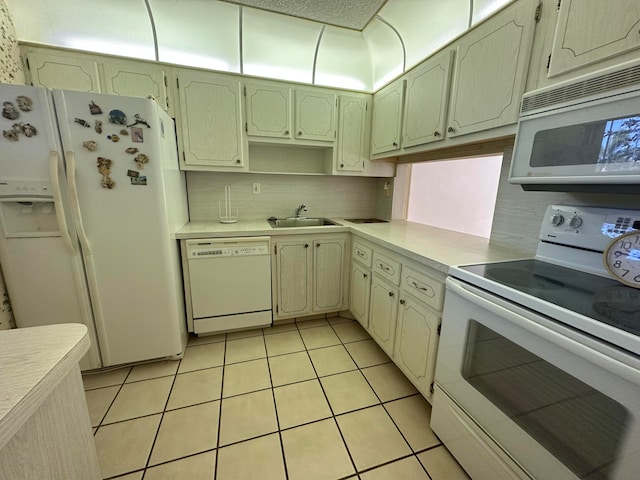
447,278 -> 640,384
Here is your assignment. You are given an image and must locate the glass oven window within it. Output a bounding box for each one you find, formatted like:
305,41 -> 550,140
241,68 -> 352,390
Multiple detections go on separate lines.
462,320 -> 629,480
530,114 -> 640,172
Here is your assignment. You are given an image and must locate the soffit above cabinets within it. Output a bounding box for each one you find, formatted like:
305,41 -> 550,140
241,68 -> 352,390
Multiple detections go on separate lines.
5,0 -> 514,92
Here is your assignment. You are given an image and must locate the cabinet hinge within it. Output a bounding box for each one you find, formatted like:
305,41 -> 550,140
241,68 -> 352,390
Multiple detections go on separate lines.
557,0 -> 561,10
245,123 -> 248,133
534,3 -> 542,22
334,130 -> 336,139
430,382 -> 435,394
437,323 -> 442,336
546,54 -> 552,71
164,75 -> 168,87
243,86 -> 246,96
176,78 -> 180,89
182,151 -> 185,163
25,58 -> 30,71
274,245 -> 277,255
276,305 -> 279,313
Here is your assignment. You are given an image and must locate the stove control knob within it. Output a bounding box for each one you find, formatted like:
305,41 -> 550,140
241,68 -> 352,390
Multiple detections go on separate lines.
551,213 -> 565,227
569,215 -> 583,228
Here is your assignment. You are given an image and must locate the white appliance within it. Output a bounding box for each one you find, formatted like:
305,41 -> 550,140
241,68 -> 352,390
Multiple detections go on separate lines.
185,237 -> 272,335
432,205 -> 640,480
0,84 -> 189,370
509,59 -> 640,193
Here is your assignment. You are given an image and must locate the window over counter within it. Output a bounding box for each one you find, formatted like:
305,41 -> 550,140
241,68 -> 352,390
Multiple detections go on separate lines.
404,155 -> 502,238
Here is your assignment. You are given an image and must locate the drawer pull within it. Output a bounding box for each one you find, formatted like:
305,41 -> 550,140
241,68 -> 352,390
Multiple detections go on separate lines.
357,250 -> 366,257
388,291 -> 394,297
378,262 -> 391,272
408,277 -> 435,297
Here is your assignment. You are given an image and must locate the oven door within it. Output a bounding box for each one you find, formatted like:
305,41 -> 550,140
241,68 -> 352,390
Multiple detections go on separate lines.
434,277 -> 640,480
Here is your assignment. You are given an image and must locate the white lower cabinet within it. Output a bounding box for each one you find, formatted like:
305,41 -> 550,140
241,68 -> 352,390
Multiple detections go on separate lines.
349,236 -> 444,402
394,294 -> 440,400
368,274 -> 399,357
273,234 -> 347,321
349,262 -> 371,329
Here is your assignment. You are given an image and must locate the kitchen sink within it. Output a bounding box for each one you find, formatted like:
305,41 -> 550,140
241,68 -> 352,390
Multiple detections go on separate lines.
268,217 -> 340,228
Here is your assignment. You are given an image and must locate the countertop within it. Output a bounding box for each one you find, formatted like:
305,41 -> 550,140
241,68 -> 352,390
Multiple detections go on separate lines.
177,219 -> 528,273
0,324 -> 90,450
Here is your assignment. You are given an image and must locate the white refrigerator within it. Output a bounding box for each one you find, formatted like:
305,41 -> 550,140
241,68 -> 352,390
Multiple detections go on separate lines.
0,84 -> 189,370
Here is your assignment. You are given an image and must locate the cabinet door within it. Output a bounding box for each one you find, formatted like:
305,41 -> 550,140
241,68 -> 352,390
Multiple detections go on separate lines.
402,50 -> 454,148
549,0 -> 640,77
370,78 -> 405,155
102,61 -> 171,115
368,275 -> 399,356
350,262 -> 371,329
394,295 -> 440,399
245,83 -> 291,139
177,70 -> 245,168
26,52 -> 100,92
336,95 -> 368,172
275,240 -> 311,319
447,0 -> 536,137
313,238 -> 345,311
295,89 -> 337,142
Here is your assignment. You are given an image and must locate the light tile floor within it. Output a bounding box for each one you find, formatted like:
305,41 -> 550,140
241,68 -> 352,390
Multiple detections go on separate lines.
83,316 -> 471,480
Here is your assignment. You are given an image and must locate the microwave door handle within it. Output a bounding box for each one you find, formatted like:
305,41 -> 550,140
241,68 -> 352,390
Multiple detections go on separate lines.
447,278 -> 640,384
49,151 -> 75,255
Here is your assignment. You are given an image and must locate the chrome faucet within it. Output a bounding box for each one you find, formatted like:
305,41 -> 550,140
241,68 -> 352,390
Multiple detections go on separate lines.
295,204 -> 307,218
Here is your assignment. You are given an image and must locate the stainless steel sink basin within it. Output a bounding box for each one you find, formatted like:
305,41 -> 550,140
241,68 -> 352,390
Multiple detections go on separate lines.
268,217 -> 339,228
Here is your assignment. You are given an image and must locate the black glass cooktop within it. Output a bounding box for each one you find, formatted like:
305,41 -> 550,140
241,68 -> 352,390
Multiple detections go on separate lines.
461,259 -> 640,338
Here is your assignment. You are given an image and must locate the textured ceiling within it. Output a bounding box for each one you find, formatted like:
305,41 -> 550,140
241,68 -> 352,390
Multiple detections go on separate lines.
222,0 -> 388,30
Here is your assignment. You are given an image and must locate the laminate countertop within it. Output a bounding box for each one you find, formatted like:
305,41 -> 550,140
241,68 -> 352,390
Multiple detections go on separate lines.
0,323 -> 90,450
177,219 -> 528,274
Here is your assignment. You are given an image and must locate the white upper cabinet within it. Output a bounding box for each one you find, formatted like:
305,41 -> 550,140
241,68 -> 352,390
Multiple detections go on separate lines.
370,78 -> 405,155
101,60 -> 171,115
244,83 -> 291,139
336,94 -> 369,172
447,0 -> 537,137
176,69 -> 245,170
402,49 -> 454,148
294,89 -> 337,142
26,50 -> 100,92
548,0 -> 640,78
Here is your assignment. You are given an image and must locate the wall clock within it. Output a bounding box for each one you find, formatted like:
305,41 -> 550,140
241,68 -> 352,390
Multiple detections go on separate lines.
603,230 -> 640,289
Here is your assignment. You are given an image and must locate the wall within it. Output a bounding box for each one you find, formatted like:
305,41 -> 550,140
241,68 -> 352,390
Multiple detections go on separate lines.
187,172 -> 392,222
0,0 -> 22,329
490,148 -> 640,254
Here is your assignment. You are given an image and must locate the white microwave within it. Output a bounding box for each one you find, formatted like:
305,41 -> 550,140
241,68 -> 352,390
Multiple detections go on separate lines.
509,60 -> 640,193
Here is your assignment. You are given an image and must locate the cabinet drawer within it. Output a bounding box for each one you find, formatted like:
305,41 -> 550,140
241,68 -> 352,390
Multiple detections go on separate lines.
372,251 -> 401,285
401,266 -> 444,312
352,241 -> 373,268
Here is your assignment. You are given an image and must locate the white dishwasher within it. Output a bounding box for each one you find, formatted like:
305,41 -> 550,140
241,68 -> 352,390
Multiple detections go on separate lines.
185,237 -> 272,335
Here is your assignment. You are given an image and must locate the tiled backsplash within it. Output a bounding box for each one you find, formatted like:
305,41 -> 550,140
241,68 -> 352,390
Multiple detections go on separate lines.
187,172 -> 393,222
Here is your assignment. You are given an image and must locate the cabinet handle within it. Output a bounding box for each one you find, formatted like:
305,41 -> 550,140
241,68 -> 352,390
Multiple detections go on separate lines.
400,299 -> 405,305
447,126 -> 454,133
284,130 -> 290,135
316,243 -> 320,247
235,159 -> 241,164
363,273 -> 368,278
392,142 -> 398,147
434,130 -> 440,137
411,281 -> 428,292
378,262 -> 391,272
298,131 -> 302,136
340,163 -> 344,168
304,243 -> 309,248
388,291 -> 394,297
357,251 -> 365,257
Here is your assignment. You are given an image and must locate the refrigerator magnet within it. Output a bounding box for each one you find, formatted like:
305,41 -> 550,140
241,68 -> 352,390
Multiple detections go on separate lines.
82,140 -> 98,151
134,153 -> 149,169
127,114 -> 151,128
131,176 -> 147,186
89,101 -> 102,115
97,157 -> 116,189
109,109 -> 127,125
14,122 -> 37,137
74,118 -> 91,128
131,127 -> 143,143
95,120 -> 103,134
125,147 -> 138,154
127,170 -> 139,178
3,129 -> 18,141
108,134 -> 120,143
16,96 -> 33,112
3,102 -> 20,120
119,129 -> 129,136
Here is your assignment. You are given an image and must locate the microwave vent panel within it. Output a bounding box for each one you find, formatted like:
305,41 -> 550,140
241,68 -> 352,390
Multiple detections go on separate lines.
521,63 -> 640,114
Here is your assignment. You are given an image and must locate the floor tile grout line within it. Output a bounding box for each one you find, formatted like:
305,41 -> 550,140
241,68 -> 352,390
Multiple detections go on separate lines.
213,332 -> 231,480
92,366 -> 134,434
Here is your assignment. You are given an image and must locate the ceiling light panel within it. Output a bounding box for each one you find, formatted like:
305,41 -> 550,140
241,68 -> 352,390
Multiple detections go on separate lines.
314,26 -> 372,91
242,9 -> 322,83
149,0 -> 241,72
363,18 -> 405,91
472,0 -> 514,25
5,0 -> 155,60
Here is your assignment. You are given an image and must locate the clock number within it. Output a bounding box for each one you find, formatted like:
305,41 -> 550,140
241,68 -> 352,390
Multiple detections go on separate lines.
635,274 -> 640,283
614,260 -> 622,268
621,269 -> 630,277
613,251 -> 625,258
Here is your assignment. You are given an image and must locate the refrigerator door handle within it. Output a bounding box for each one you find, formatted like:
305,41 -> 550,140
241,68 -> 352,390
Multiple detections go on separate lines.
65,149 -> 112,364
65,150 -> 92,256
49,151 -> 75,255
